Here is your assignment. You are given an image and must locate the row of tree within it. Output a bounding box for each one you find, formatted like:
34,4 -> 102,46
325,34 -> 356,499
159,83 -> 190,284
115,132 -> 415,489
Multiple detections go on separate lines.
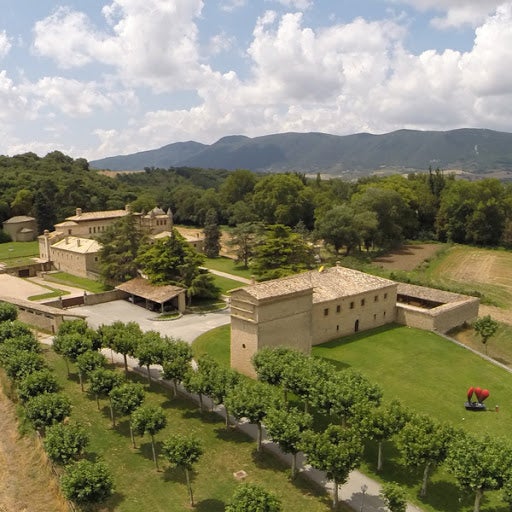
0,308 -> 284,510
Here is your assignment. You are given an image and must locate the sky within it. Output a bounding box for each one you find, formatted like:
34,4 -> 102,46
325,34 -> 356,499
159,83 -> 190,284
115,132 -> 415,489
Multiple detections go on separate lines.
1,0 -> 512,161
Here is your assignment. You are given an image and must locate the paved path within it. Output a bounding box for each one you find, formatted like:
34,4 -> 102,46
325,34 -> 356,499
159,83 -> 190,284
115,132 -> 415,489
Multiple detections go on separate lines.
202,267 -> 253,285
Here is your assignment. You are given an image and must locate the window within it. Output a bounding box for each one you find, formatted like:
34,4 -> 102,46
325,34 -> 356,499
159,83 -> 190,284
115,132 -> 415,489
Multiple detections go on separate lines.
350,302 -> 354,309
336,325 -> 339,331
336,305 -> 341,313
324,308 -> 329,316
384,311 -> 386,318
374,295 -> 378,302
384,293 -> 388,299
373,314 -> 377,321
361,299 -> 365,306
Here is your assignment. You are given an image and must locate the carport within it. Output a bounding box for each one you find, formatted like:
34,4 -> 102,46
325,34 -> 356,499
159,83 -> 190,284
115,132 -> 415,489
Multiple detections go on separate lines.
115,277 -> 186,313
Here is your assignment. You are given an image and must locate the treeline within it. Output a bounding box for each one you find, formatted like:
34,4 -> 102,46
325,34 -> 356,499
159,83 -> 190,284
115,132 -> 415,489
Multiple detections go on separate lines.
2,151 -> 512,249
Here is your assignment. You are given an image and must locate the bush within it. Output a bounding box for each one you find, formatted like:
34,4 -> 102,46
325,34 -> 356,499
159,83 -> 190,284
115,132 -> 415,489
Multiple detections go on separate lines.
0,302 -> 17,322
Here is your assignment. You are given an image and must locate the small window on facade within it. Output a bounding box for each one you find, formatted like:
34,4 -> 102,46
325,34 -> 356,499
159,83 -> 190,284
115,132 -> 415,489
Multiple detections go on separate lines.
350,302 -> 354,309
68,229 -> 72,235
361,299 -> 365,306
89,227 -> 92,233
384,311 -> 386,318
373,314 -> 377,321
374,295 -> 378,302
336,325 -> 339,331
384,293 -> 388,299
324,308 -> 329,316
336,305 -> 341,313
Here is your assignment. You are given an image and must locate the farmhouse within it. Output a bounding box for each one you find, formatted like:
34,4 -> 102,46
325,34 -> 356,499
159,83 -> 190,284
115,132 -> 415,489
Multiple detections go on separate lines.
230,265 -> 479,377
46,236 -> 102,279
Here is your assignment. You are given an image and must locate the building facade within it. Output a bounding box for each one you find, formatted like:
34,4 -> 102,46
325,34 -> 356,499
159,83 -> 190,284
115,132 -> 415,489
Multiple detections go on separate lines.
2,216 -> 37,242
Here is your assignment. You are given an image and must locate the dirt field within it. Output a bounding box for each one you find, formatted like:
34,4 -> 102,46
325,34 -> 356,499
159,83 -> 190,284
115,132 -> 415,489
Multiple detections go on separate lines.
0,383 -> 69,512
373,243 -> 443,271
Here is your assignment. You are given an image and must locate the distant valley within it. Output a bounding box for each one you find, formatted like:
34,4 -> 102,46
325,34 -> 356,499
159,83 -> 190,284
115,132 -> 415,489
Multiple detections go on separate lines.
90,128 -> 512,179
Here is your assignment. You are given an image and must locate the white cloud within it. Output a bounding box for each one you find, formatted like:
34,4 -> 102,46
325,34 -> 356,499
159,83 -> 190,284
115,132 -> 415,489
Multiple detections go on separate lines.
0,30 -> 12,59
0,71 -> 31,121
389,0 -> 505,27
272,0 -> 313,9
220,0 -> 246,12
209,32 -> 235,55
32,1 -> 210,92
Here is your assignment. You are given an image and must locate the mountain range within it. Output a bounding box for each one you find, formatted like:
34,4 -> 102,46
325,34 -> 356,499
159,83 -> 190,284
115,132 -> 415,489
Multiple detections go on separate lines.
89,128 -> 512,178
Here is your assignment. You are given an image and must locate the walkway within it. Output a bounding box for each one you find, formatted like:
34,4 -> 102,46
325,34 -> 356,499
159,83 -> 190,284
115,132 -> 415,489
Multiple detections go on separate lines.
202,267 -> 253,285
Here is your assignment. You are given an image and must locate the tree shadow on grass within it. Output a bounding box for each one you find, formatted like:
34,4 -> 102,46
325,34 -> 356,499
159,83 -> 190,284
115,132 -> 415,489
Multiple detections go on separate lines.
137,440 -> 164,468
195,498 -> 226,512
420,480 -> 467,512
181,408 -> 224,425
214,425 -> 253,445
251,449 -> 287,472
103,491 -> 125,511
161,465 -> 189,484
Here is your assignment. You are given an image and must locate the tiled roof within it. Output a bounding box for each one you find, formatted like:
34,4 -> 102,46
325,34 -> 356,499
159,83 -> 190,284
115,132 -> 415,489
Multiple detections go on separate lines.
3,216 -> 36,224
52,237 -> 102,254
116,277 -> 185,303
397,283 -> 473,304
66,210 -> 128,221
236,266 -> 396,302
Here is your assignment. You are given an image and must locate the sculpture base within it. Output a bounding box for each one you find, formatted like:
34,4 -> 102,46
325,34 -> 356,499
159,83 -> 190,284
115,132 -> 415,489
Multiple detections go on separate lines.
465,401 -> 486,411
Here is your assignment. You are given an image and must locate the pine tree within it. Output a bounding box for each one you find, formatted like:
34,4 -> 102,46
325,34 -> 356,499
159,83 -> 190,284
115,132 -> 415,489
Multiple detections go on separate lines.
203,208 -> 221,258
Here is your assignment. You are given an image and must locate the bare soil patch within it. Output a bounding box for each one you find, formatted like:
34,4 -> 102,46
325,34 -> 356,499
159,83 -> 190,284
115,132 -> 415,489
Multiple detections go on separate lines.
0,382 -> 68,512
373,243 -> 442,271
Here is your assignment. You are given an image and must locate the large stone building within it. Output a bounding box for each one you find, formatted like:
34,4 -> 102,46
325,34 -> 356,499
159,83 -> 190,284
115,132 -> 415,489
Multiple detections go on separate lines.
38,206 -> 176,277
230,265 -> 479,377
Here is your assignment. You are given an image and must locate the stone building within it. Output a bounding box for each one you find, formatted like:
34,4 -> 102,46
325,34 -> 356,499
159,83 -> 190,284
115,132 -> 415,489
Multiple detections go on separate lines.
48,236 -> 102,278
230,265 -> 479,377
2,216 -> 37,242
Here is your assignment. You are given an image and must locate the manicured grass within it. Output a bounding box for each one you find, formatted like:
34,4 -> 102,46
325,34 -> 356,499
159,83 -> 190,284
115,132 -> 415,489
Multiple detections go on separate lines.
43,272 -> 110,293
42,346 -> 333,512
193,325 -> 231,366
204,257 -> 253,279
0,241 -> 39,261
212,274 -> 247,294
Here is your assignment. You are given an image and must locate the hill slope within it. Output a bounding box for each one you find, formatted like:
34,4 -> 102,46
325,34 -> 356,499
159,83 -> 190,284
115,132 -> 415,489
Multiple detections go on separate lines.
90,128 -> 512,175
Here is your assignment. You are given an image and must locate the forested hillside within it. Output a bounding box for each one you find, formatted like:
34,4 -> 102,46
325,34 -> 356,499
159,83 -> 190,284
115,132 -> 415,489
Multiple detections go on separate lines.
1,151 -> 512,251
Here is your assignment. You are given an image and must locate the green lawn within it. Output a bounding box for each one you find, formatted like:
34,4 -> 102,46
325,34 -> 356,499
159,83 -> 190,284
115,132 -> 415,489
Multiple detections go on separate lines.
43,272 -> 110,293
193,324 -> 512,511
0,241 -> 39,266
40,346 -> 335,512
204,257 -> 253,279
212,275 -> 247,295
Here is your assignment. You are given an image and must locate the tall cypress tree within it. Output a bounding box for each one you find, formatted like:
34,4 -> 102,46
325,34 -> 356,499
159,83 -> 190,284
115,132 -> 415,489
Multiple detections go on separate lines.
203,208 -> 221,258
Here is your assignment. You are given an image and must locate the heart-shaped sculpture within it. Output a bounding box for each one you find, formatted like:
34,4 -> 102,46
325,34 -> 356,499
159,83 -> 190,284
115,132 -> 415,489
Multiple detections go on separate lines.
479,389 -> 490,402
467,386 -> 475,401
474,387 -> 483,402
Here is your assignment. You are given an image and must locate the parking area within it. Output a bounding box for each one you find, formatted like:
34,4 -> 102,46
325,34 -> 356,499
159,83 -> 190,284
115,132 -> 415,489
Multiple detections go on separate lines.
70,300 -> 231,343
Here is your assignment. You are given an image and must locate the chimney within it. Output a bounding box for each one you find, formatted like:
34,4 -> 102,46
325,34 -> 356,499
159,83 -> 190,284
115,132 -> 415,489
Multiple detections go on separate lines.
65,236 -> 69,244
77,239 -> 81,247
76,207 -> 82,216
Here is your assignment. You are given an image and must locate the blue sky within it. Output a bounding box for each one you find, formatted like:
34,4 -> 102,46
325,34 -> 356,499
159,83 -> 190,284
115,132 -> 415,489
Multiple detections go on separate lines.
0,0 -> 511,160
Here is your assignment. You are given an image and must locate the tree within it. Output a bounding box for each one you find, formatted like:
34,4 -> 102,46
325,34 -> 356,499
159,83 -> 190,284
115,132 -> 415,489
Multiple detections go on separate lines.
282,355 -> 333,414
446,433 -> 512,512
17,369 -> 59,402
0,320 -> 33,343
251,224 -> 315,280
264,407 -> 312,479
315,204 -> 360,255
161,340 -> 193,396
135,330 -> 166,385
44,423 -> 89,465
100,321 -> 141,374
60,460 -> 113,507
97,213 -> 145,284
75,350 -> 107,392
25,393 -> 71,432
473,315 -> 499,355
301,425 -> 363,509
2,351 -> 46,382
203,208 -> 221,258
162,434 -> 203,507
131,404 -> 167,470
53,332 -> 93,376
396,414 -> 454,497
225,483 -> 282,512
109,382 -> 145,429
181,355 -> 218,412
360,400 -> 410,471
380,482 -> 407,512
208,366 -> 240,428
228,222 -> 263,268
252,347 -> 300,403
0,301 -> 17,322
225,381 -> 279,452
88,368 -> 124,411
